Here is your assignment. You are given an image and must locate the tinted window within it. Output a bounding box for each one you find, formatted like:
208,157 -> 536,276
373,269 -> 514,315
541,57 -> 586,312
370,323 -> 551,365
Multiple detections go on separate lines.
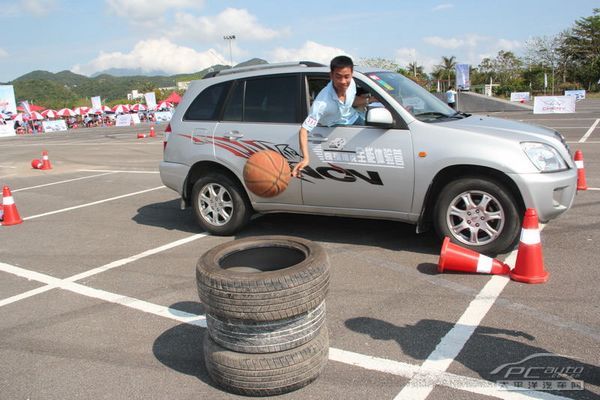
222,81 -> 244,121
244,76 -> 299,123
184,81 -> 230,121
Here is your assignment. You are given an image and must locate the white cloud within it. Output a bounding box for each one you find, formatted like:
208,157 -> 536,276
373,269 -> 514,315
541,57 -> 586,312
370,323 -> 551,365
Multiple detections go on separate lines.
496,39 -> 522,51
432,3 -> 454,12
71,39 -> 226,76
419,34 -> 524,70
105,0 -> 202,21
395,48 -> 438,73
423,36 -> 465,49
22,0 -> 57,16
0,48 -> 8,58
424,34 -> 520,53
269,41 -> 350,65
170,8 -> 283,42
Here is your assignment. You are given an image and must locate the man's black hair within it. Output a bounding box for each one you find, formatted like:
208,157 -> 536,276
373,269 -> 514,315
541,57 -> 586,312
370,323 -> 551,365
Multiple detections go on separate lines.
330,55 -> 354,72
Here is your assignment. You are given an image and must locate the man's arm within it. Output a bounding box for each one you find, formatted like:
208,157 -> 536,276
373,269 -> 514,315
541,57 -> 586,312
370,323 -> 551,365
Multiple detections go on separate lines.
353,93 -> 371,108
291,126 -> 309,177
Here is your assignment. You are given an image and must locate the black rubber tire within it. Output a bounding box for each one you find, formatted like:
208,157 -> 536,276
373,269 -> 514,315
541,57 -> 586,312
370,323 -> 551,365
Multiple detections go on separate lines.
206,301 -> 326,354
203,326 -> 329,396
433,177 -> 521,255
196,236 -> 329,321
191,172 -> 251,236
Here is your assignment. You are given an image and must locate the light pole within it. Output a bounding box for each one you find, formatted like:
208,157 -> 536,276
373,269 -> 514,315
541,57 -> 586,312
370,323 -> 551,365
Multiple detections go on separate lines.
223,35 -> 236,66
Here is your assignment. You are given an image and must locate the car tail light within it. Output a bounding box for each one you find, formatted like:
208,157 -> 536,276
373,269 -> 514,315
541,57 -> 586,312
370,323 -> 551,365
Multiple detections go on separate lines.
164,123 -> 171,151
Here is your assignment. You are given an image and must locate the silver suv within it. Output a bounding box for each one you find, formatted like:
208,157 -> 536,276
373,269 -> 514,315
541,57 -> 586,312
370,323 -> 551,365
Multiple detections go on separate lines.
160,61 -> 577,254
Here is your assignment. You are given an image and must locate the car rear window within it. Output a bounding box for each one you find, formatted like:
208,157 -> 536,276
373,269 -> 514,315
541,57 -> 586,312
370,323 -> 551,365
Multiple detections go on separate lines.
184,81 -> 231,121
222,75 -> 300,124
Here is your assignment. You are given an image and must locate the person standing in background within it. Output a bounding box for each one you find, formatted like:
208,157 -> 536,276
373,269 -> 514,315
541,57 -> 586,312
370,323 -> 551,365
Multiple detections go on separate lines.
446,86 -> 457,109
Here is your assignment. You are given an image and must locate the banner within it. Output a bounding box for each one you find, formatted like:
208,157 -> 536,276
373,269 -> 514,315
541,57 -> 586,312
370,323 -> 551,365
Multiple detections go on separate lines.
533,96 -> 576,114
91,96 -> 102,110
20,100 -> 32,116
455,64 -> 470,90
42,120 -> 68,133
510,92 -> 530,102
0,123 -> 15,137
131,114 -> 141,124
564,90 -> 586,101
154,111 -> 172,122
0,85 -> 17,115
144,92 -> 157,110
115,114 -> 132,127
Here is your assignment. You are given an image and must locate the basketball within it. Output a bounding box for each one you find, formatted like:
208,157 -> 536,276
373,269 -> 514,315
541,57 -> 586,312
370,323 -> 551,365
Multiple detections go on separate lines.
243,150 -> 291,198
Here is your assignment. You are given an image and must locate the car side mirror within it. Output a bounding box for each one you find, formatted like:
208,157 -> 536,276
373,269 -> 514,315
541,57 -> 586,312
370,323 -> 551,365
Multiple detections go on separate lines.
366,107 -> 394,128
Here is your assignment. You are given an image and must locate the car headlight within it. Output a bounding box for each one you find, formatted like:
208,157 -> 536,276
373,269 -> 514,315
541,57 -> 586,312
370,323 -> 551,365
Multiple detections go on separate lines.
521,142 -> 568,172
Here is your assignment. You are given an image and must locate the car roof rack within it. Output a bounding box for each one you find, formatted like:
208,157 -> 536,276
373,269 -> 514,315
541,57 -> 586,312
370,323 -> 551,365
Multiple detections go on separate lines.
203,61 -> 326,79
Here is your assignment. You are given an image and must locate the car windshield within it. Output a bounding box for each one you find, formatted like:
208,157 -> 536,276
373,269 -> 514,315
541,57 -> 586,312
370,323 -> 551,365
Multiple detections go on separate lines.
365,71 -> 460,122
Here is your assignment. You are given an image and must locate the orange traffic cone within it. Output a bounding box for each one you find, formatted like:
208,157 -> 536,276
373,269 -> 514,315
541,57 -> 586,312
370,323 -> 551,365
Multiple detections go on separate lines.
1,186 -> 23,226
31,159 -> 42,169
510,208 -> 548,284
40,150 -> 52,170
574,150 -> 588,191
137,133 -> 147,139
149,125 -> 156,137
438,237 -> 510,275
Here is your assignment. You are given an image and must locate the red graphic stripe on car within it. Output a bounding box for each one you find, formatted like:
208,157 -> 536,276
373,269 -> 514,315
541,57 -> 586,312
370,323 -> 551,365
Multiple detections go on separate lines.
214,142 -> 252,158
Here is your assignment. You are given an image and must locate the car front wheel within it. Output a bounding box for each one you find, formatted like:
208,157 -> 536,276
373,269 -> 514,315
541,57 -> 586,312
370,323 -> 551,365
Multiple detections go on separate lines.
191,173 -> 251,235
433,178 -> 521,255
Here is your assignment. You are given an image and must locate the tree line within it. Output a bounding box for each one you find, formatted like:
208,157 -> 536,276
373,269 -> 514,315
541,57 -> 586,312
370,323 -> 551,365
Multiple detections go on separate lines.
362,8 -> 600,96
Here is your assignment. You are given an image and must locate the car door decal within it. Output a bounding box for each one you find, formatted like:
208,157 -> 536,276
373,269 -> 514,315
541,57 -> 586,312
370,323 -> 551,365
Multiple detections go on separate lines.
179,133 -> 385,186
312,143 -> 405,168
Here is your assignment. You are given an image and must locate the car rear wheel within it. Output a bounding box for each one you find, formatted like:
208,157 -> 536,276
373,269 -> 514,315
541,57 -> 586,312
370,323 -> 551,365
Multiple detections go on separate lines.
191,173 -> 251,235
433,177 -> 521,255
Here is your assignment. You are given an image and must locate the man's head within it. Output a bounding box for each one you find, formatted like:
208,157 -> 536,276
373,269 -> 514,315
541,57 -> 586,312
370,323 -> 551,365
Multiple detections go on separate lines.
330,55 -> 354,95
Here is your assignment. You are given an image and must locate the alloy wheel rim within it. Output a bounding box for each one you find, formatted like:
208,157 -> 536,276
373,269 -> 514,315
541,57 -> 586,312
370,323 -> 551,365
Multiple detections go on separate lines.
446,190 -> 505,247
199,183 -> 234,226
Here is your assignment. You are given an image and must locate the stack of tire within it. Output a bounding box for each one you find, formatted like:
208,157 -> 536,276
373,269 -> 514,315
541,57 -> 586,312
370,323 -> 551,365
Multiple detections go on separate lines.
196,236 -> 330,396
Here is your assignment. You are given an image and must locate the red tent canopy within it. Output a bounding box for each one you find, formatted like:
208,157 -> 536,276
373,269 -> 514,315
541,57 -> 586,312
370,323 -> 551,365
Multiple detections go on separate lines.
164,91 -> 182,104
17,104 -> 45,112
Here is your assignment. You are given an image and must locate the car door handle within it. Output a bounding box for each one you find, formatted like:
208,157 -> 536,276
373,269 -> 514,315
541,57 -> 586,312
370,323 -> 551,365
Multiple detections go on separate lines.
307,135 -> 328,142
224,130 -> 244,140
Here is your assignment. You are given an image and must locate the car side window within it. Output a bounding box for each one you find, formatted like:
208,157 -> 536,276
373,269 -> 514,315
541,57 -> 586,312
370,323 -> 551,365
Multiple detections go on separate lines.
243,75 -> 299,123
307,76 -> 329,106
184,81 -> 230,121
222,81 -> 244,122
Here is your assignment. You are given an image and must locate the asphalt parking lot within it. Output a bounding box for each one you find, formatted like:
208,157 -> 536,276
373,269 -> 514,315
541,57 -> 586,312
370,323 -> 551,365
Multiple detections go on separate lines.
1,102 -> 599,400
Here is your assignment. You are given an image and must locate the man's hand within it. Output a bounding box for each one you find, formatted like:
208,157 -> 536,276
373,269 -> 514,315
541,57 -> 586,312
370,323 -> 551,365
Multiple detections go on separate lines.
291,159 -> 309,178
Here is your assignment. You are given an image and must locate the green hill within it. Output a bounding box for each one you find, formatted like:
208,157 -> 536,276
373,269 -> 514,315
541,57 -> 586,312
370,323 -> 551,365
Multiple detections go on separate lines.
10,58 -> 267,109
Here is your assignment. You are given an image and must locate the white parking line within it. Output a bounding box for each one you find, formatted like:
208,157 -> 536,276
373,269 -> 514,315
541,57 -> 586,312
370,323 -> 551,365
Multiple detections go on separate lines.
0,258 -> 570,400
546,126 -> 592,129
394,241 -> 528,399
520,118 -> 598,121
21,186 -> 165,221
394,275 -> 512,400
578,118 -> 600,143
12,172 -> 117,192
77,169 -> 160,174
0,142 -> 162,147
0,233 -> 207,308
329,349 -> 570,400
0,261 -> 206,327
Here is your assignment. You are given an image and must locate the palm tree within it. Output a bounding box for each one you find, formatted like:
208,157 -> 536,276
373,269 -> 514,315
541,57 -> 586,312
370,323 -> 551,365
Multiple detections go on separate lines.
406,61 -> 424,77
437,56 -> 457,89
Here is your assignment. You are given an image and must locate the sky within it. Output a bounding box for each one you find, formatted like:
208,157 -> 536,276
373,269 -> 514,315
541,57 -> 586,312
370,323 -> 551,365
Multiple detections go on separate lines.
0,0 -> 598,82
